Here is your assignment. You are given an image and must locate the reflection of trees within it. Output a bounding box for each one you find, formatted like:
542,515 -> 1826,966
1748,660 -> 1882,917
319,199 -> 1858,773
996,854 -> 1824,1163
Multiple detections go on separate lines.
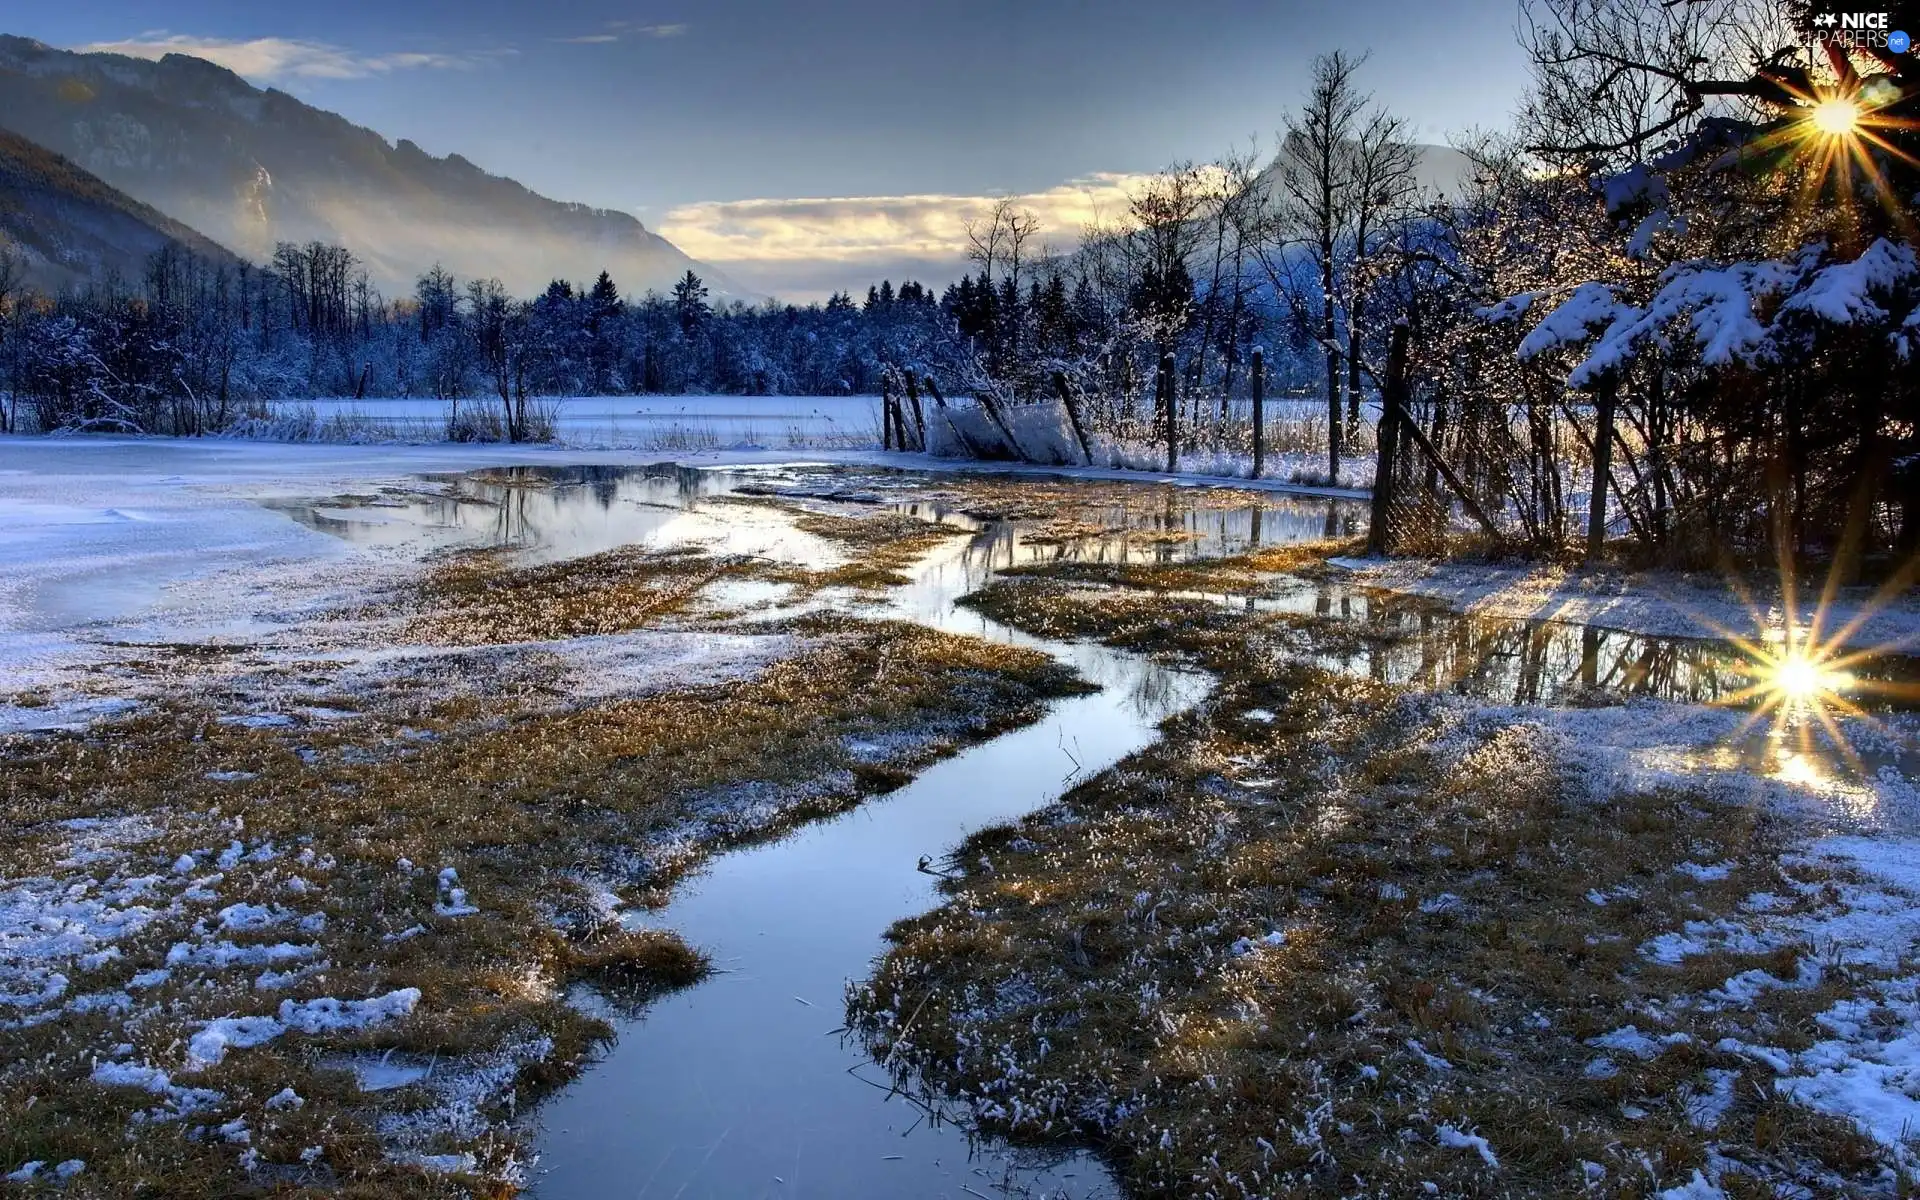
1123,661 -> 1194,720
1340,589 -> 1770,706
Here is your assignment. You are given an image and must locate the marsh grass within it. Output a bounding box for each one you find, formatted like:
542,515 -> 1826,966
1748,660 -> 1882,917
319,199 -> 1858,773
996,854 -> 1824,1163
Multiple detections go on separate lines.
404,545 -> 747,646
0,500 -> 1081,1197
850,554 -> 1906,1198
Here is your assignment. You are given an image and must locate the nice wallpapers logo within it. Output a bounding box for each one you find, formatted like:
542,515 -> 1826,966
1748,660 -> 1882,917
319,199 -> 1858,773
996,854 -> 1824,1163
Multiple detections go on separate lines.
1809,10 -> 1912,53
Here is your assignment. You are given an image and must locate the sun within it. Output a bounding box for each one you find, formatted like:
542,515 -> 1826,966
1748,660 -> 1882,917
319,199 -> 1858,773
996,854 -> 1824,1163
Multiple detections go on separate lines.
1810,97 -> 1861,137
1766,649 -> 1852,711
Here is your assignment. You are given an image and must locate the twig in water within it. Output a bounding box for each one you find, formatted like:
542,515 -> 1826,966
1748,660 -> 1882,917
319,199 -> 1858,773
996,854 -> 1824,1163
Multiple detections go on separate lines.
1058,727 -> 1082,775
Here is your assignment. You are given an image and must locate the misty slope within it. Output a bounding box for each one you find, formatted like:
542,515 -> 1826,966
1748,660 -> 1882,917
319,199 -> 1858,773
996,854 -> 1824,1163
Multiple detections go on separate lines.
0,125 -> 237,293
0,35 -> 752,301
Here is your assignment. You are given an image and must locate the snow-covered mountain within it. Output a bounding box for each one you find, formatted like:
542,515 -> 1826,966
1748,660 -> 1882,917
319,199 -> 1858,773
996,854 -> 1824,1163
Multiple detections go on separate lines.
0,35 -> 752,301
0,125 -> 238,293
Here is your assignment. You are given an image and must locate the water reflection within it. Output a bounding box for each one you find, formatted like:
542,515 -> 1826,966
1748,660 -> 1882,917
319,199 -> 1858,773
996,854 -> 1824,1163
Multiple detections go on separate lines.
273,464 -> 840,567
276,463 -> 1919,717
1216,580 -> 1920,712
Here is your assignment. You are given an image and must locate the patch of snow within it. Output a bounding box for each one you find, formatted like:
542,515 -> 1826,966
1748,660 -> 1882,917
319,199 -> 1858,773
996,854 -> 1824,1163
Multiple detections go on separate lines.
1675,861 -> 1734,882
1434,1124 -> 1499,1168
1655,1169 -> 1726,1199
1587,1025 -> 1692,1060
185,987 -> 420,1068
434,867 -> 478,917
218,713 -> 295,729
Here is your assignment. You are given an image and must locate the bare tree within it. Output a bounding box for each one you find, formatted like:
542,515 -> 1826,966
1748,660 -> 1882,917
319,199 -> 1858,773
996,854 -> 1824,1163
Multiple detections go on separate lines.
1196,143 -> 1267,429
1345,107 -> 1420,430
1127,165 -> 1208,458
965,198 -> 1042,291
1518,0 -> 1798,165
1215,146 -> 1268,408
1269,50 -> 1367,485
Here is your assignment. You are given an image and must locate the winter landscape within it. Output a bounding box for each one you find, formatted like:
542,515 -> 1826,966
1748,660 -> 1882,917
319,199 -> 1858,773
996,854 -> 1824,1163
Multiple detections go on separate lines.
4,1 -> 1920,1198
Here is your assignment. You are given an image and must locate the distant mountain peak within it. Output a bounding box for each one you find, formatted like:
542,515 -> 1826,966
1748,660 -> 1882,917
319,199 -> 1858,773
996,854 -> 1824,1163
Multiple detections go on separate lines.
0,35 -> 752,300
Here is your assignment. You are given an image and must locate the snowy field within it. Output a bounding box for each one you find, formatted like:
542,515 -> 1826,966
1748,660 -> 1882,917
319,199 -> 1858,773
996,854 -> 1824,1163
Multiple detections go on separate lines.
281,394 -> 881,449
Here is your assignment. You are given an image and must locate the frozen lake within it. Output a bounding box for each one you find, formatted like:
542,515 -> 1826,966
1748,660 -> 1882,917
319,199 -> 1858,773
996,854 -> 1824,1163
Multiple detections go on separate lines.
291,394 -> 882,449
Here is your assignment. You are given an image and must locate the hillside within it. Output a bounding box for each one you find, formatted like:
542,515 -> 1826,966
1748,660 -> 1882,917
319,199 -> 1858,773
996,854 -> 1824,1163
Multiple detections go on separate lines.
0,35 -> 751,301
0,125 -> 236,293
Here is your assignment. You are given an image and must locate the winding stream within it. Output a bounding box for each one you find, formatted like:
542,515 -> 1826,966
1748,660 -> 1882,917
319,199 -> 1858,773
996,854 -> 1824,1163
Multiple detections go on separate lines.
526,492 -> 1220,1199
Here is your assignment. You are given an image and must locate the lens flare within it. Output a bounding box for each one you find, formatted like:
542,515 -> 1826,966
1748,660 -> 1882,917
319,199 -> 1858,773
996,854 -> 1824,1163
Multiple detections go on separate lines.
1767,650 -> 1852,709
1810,98 -> 1861,137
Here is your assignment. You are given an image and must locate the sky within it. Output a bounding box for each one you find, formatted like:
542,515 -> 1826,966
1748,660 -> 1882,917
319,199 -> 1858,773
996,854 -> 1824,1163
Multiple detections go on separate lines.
15,1 -> 1531,300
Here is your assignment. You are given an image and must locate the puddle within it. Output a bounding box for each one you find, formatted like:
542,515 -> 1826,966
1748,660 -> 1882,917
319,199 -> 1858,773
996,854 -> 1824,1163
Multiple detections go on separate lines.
272,464 -> 846,568
276,463 -> 1920,1195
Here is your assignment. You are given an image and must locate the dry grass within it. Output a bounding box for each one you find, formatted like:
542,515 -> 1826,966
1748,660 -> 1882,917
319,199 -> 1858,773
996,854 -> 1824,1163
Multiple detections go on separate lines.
403,545 -> 746,645
0,501 -> 1081,1197
850,558 -> 1909,1198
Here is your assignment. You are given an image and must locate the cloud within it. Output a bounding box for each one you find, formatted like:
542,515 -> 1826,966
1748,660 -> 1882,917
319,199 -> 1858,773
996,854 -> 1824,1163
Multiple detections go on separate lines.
560,22 -> 687,44
656,174 -> 1154,271
609,21 -> 689,37
76,33 -> 484,81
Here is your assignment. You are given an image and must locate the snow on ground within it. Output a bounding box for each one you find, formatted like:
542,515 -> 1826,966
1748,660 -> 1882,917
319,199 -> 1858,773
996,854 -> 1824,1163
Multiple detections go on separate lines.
0,437 -> 837,722
1445,698 -> 1920,832
1439,685 -> 1920,1172
1329,555 -> 1920,655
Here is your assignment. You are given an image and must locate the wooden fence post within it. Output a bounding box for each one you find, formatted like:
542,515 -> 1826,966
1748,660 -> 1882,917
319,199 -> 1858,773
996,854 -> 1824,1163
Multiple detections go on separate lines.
1250,347 -> 1266,479
903,373 -> 926,451
1160,353 -> 1178,473
1366,325 -> 1408,556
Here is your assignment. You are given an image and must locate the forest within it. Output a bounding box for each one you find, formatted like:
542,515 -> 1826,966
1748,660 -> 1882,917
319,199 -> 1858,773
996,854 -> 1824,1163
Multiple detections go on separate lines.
0,0 -> 1916,574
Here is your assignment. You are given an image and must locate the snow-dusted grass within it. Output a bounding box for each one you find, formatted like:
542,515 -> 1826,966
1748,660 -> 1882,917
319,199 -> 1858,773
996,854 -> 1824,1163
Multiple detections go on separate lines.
851,543 -> 1920,1199
0,472 -> 1084,1194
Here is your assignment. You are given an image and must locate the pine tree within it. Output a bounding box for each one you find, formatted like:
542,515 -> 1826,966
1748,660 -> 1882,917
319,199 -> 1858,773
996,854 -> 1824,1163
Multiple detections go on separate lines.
672,271 -> 710,337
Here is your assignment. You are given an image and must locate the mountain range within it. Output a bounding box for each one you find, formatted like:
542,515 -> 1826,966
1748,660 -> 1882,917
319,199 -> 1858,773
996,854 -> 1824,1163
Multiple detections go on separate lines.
0,34 -> 748,301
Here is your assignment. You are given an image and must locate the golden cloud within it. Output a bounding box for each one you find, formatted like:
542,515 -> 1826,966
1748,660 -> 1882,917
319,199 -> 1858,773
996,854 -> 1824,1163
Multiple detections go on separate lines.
656,174 -> 1155,266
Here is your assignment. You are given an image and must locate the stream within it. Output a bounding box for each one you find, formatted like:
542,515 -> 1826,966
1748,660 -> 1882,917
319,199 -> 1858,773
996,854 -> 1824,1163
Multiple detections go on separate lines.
275,463 -> 1920,1198
521,477 -> 1221,1199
